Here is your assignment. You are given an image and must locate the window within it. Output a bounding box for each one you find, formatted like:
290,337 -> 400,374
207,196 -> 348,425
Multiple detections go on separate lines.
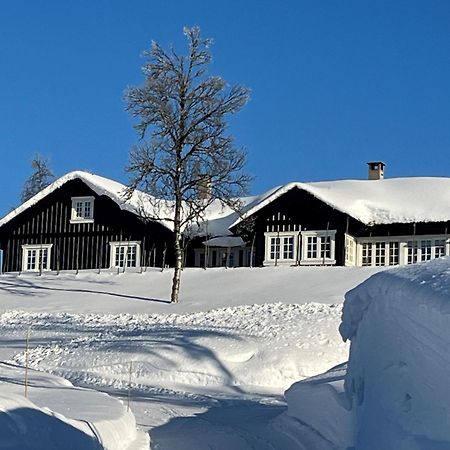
361,241 -> 399,267
109,242 -> 140,269
362,243 -> 372,266
283,236 -> 294,259
388,242 -> 400,265
345,234 -> 356,266
420,240 -> 432,261
375,242 -> 386,266
301,230 -> 336,265
305,235 -> 332,260
71,196 -> 94,223
270,237 -> 281,260
307,236 -> 318,259
407,241 -> 418,264
264,232 -> 298,265
22,244 -> 52,272
320,235 -> 331,259
435,239 -> 446,258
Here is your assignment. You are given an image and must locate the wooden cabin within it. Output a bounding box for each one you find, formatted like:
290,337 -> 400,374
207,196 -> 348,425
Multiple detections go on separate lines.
0,172 -> 174,273
1,166 -> 449,273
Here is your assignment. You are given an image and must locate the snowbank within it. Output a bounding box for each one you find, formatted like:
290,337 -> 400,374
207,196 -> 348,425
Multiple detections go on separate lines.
340,257 -> 450,449
0,362 -> 148,450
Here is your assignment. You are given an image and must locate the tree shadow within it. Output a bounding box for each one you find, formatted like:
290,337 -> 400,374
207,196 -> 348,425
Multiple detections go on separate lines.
0,277 -> 170,303
1,321 -> 251,396
51,326 -> 249,395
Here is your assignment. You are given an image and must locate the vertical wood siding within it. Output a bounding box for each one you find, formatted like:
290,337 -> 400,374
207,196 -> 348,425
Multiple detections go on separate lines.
0,179 -> 174,272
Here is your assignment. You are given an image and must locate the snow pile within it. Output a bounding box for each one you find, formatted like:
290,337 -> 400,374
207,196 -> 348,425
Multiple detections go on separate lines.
0,362 -> 148,450
0,392 -> 102,450
339,257 -> 450,449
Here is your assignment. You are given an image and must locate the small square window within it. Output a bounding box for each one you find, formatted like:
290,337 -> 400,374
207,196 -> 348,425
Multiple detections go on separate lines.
71,197 -> 95,223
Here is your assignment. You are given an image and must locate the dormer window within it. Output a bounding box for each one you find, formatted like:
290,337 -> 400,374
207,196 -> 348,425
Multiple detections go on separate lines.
70,196 -> 94,223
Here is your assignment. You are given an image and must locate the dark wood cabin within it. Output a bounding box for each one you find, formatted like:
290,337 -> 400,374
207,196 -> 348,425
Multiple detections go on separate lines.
0,178 -> 174,273
225,186 -> 450,268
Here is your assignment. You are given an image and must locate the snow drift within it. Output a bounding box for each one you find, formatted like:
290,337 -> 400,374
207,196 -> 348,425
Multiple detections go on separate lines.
340,257 -> 450,449
0,362 -> 148,450
280,258 -> 450,449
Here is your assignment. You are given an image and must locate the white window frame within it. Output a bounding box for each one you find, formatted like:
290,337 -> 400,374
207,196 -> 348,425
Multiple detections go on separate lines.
22,244 -> 53,272
356,235 -> 449,267
344,233 -> 357,267
109,241 -> 141,269
300,230 -> 336,265
70,196 -> 95,224
263,231 -> 299,265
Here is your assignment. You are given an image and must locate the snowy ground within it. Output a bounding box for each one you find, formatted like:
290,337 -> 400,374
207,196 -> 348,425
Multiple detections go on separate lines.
0,266 -> 382,449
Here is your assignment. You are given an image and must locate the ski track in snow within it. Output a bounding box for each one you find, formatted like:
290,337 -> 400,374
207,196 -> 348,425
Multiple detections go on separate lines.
0,302 -> 347,449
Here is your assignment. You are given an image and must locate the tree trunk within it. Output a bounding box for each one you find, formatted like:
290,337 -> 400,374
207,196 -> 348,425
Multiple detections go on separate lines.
171,233 -> 183,303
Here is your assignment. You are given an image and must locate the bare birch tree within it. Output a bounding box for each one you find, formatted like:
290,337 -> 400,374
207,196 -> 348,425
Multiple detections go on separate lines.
21,154 -> 55,203
125,26 -> 251,303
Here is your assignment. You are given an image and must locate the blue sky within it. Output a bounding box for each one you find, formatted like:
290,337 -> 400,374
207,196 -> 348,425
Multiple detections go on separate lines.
1,0 -> 449,216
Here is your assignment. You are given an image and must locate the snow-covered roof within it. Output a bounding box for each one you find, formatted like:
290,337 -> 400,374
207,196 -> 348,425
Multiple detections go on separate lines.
202,236 -> 245,247
231,177 -> 450,227
2,172 -> 449,236
0,171 -> 175,230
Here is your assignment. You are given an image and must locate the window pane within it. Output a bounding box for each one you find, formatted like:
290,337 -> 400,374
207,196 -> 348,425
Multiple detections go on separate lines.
388,242 -> 399,265
283,236 -> 294,259
115,246 -> 125,267
345,236 -> 355,264
407,241 -> 418,264
375,242 -> 386,266
435,239 -> 446,258
84,201 -> 92,219
362,243 -> 372,266
320,236 -> 331,259
76,201 -> 84,218
27,249 -> 36,270
307,236 -> 318,259
420,240 -> 432,261
39,248 -> 48,270
127,246 -> 137,267
270,237 -> 280,260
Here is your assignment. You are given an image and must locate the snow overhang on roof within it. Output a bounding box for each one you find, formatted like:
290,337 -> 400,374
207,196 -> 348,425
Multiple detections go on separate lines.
0,171 -> 175,231
2,171 -> 449,236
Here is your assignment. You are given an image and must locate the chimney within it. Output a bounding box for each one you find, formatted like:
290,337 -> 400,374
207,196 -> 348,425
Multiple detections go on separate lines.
197,174 -> 212,200
367,161 -> 385,180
